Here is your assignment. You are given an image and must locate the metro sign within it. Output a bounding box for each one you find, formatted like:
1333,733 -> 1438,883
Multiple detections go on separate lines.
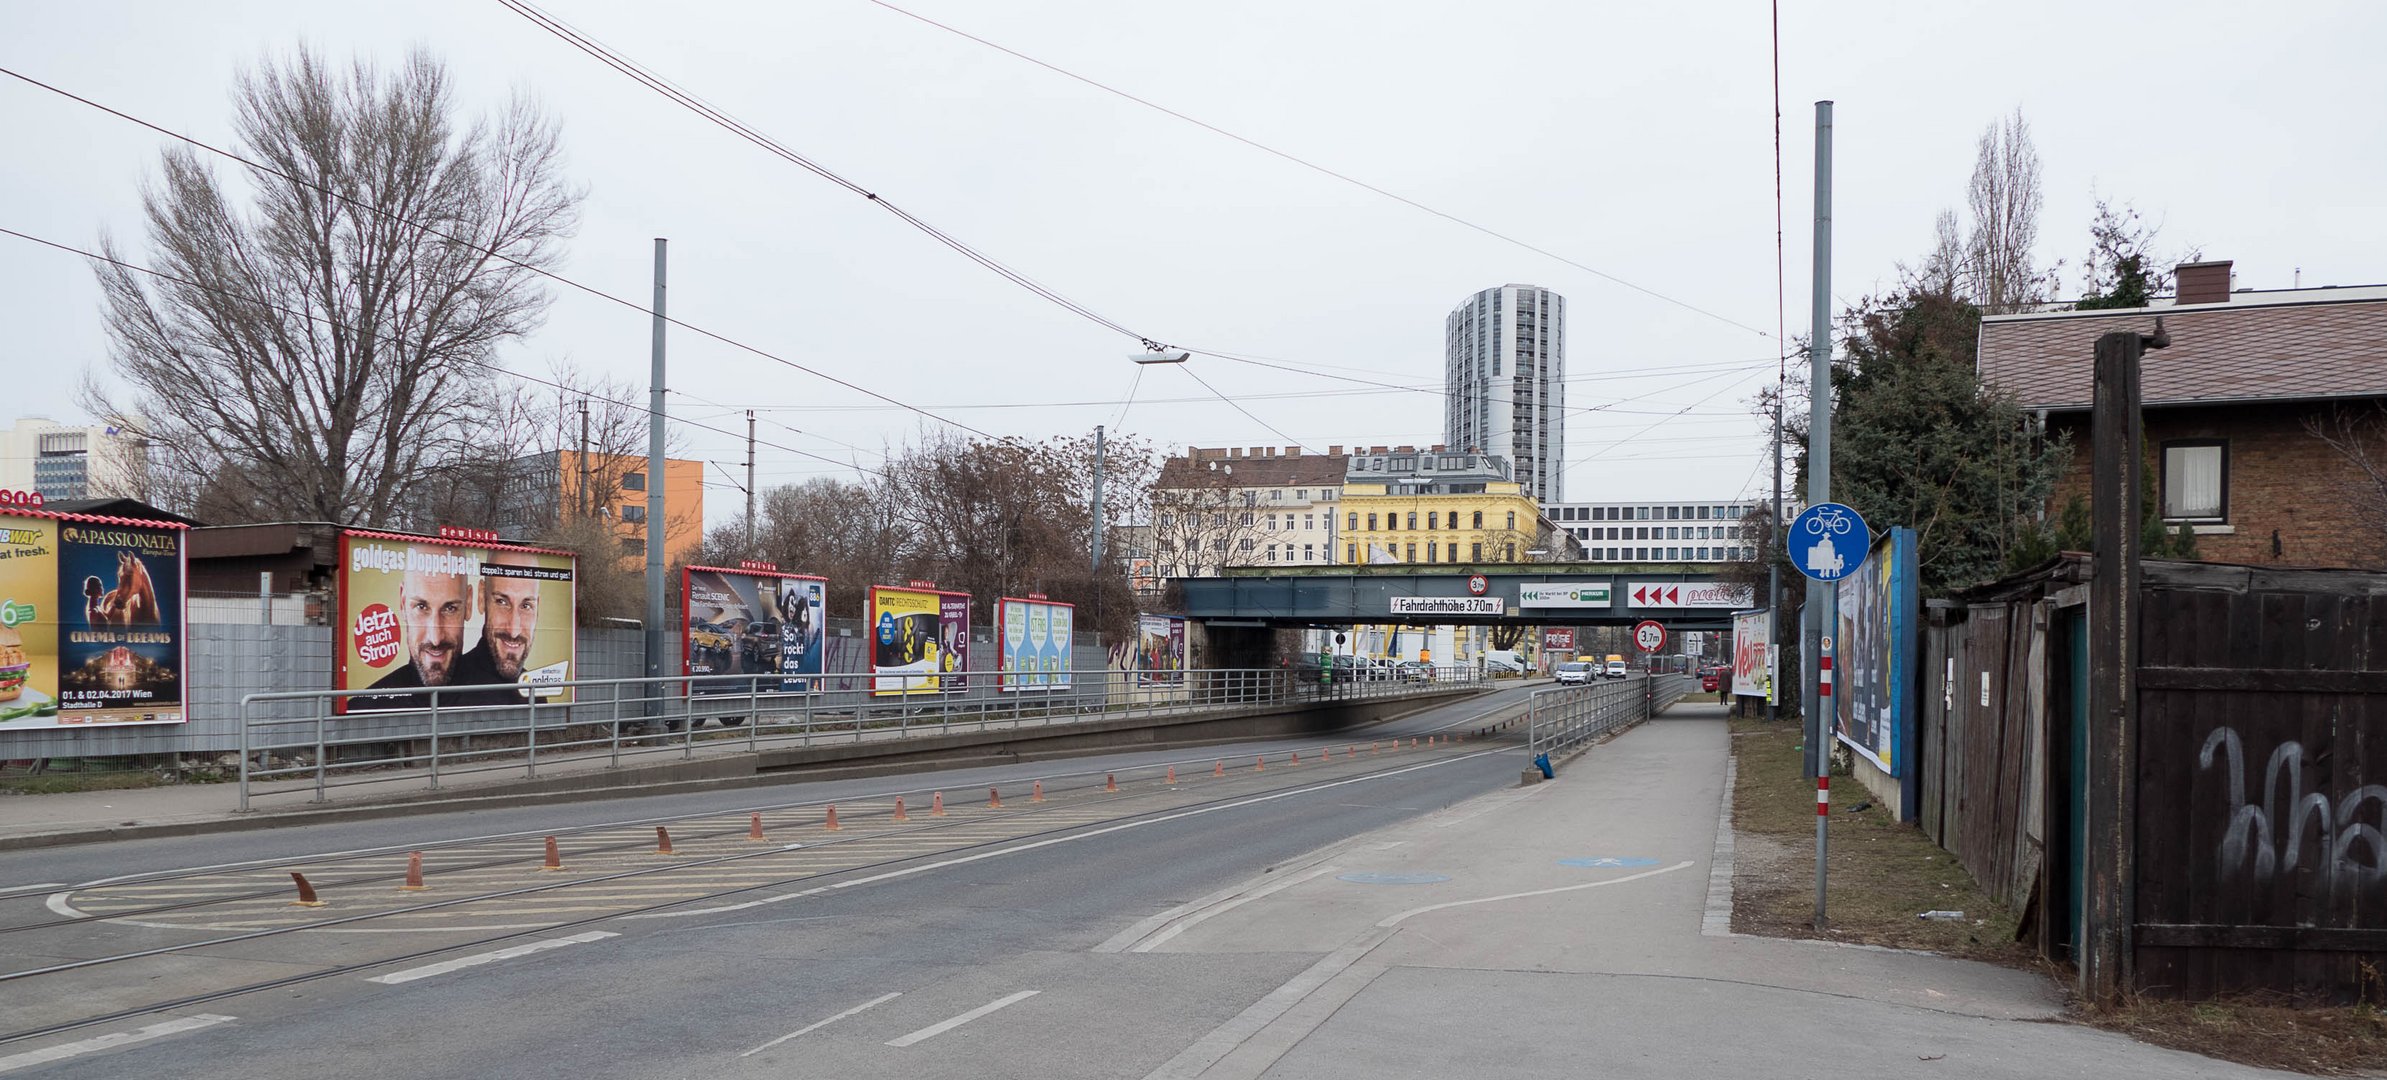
1626,582 -> 1757,609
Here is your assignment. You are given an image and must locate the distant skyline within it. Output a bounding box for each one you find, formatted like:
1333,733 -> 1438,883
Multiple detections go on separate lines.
5,1 -> 2382,531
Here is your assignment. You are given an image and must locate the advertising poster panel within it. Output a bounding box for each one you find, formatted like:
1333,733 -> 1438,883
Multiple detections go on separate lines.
1834,527 -> 1918,782
684,567 -> 826,694
1134,614 -> 1187,684
1541,627 -> 1576,652
0,508 -> 189,729
996,596 -> 1075,692
869,585 -> 971,696
337,530 -> 577,713
1731,609 -> 1771,698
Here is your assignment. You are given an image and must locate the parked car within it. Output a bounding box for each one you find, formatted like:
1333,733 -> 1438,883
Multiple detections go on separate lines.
1393,660 -> 1434,683
1699,666 -> 1726,693
1554,660 -> 1596,685
1483,652 -> 1527,675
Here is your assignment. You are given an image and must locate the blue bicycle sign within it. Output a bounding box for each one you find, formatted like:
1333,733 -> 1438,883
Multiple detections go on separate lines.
1789,502 -> 1871,582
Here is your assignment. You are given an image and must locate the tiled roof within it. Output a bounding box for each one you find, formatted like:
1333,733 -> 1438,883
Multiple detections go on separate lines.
1977,297 -> 2387,410
1156,452 -> 1349,489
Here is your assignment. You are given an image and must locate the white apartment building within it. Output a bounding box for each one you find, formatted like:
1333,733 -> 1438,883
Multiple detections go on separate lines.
1148,446 -> 1347,576
1545,500 -> 1762,564
1445,284 -> 1566,503
0,416 -> 148,501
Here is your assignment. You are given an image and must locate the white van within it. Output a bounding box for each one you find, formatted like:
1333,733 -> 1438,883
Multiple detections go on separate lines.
1482,650 -> 1526,674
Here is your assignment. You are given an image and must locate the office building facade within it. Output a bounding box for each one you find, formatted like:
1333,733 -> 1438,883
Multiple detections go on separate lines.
1445,284 -> 1565,503
1545,500 -> 1762,564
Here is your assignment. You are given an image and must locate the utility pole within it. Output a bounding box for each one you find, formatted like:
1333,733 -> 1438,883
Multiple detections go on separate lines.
577,398 -> 591,519
744,409 -> 757,549
1090,424 -> 1107,571
1805,100 -> 1834,930
644,239 -> 668,699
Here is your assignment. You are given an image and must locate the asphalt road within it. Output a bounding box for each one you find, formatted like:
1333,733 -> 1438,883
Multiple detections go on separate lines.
0,683 -> 1544,1079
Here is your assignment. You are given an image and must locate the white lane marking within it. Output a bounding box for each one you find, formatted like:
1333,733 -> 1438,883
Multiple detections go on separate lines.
1375,860 -> 1694,927
0,883 -> 66,897
883,990 -> 1040,1048
740,991 -> 901,1057
1128,864 -> 1343,954
645,751 -> 1504,920
1139,928 -> 1398,1079
362,931 -> 617,984
0,1014 -> 235,1074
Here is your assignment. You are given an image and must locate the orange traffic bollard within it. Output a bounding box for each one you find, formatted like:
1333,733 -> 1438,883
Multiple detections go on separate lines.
749,812 -> 767,841
824,805 -> 842,831
1214,760 -> 1225,777
541,835 -> 565,871
894,796 -> 909,822
1105,773 -> 1118,793
400,852 -> 426,892
1033,780 -> 1045,802
655,826 -> 678,854
1371,741 -> 1380,754
288,871 -> 326,908
1167,766 -> 1177,785
989,787 -> 1003,809
1255,755 -> 1266,771
932,791 -> 946,816
1291,751 -> 1301,766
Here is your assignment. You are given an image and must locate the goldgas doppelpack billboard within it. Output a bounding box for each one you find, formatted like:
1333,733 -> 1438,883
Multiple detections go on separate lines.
337,529 -> 577,713
869,584 -> 970,696
0,507 -> 188,729
683,566 -> 826,694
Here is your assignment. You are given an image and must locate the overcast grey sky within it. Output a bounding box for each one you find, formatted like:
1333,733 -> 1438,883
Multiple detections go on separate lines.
5,0 -> 2382,527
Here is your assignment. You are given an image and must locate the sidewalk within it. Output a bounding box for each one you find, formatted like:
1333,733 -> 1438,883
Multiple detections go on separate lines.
1127,701 -> 2292,1080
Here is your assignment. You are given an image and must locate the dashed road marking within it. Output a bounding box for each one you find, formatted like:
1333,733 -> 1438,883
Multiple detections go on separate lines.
885,990 -> 1039,1047
363,931 -> 617,984
740,991 -> 901,1056
0,1014 -> 235,1074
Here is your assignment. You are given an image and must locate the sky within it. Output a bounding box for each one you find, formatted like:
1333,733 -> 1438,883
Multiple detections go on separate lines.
4,0 -> 2382,531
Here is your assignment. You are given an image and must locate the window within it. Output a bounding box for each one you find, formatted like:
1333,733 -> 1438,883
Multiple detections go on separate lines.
1447,543 -> 1459,563
1214,539 -> 1229,552
1347,543 -> 1358,563
1239,538 -> 1256,552
1305,515 -> 1315,530
1427,543 -> 1437,563
1212,513 -> 1227,527
1667,527 -> 1680,540
1349,512 -> 1359,531
1472,511 -> 1484,529
1266,515 -> 1277,531
1158,513 -> 1175,527
1303,544 -> 1315,561
1471,542 -> 1483,560
622,472 -> 646,492
2162,440 -> 2227,521
621,504 -> 647,523
1667,547 -> 1680,560
1367,513 -> 1378,531
1240,513 -> 1255,527
1270,489 -> 1282,502
1698,506 -> 1710,519
1266,545 -> 1278,561
1506,511 -> 1517,530
1636,547 -> 1649,560
1296,489 -> 1308,501
1427,511 -> 1439,530
1407,512 -> 1418,530
1406,543 -> 1418,562
1504,543 -> 1516,560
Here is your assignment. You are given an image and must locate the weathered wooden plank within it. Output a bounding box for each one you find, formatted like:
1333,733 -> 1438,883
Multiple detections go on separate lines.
2137,667 -> 2387,693
2136,924 -> 2387,952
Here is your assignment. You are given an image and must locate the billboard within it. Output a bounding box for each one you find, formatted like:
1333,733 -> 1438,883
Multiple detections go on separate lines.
683,567 -> 826,694
1133,614 -> 1186,684
337,530 -> 577,712
0,509 -> 189,729
1625,582 -> 1757,609
996,596 -> 1075,692
1541,627 -> 1576,652
1834,527 -> 1918,789
869,585 -> 970,696
1731,609 -> 1772,699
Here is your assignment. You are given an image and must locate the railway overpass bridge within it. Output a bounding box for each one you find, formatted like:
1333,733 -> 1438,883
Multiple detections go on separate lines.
1176,563 -> 1757,663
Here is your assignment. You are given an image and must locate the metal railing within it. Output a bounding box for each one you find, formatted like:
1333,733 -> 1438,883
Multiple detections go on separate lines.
1524,673 -> 1692,759
236,664 -> 1485,810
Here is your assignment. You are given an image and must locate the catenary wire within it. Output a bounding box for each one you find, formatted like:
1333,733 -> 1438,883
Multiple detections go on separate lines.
0,63 -> 1000,442
858,0 -> 1775,340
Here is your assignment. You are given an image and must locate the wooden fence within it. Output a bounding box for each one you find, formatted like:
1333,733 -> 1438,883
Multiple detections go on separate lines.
1921,556 -> 2387,1002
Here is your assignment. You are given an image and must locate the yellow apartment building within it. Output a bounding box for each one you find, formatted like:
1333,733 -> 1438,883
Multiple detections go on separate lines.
1334,446 -> 1576,564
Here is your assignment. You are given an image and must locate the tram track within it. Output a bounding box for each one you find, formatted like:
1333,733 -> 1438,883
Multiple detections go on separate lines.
0,741 -> 1506,1046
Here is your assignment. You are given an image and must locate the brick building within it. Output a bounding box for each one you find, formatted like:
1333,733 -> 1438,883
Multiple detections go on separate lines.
1978,261 -> 2387,568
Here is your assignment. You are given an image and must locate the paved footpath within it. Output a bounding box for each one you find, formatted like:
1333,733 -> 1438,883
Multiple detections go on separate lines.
1120,701 -> 2289,1080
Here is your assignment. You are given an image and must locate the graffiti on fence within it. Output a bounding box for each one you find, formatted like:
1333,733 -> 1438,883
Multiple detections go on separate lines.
2197,726 -> 2387,884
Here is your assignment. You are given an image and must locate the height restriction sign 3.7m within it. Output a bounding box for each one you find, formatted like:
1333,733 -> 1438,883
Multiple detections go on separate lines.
1633,620 -> 1666,653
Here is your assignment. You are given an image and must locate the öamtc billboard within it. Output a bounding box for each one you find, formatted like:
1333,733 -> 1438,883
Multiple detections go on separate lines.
0,506 -> 189,729
869,584 -> 970,696
684,566 -> 826,694
336,529 -> 577,712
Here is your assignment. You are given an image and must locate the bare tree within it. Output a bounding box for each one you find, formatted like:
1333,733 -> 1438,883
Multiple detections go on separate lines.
85,46 -> 581,526
1964,109 -> 2048,314
1917,207 -> 1968,296
2306,404 -> 2387,565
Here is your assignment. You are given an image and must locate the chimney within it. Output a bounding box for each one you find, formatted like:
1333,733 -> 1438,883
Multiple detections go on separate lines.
1249,446 -> 1264,457
1328,445 -> 1343,455
1285,446 -> 1301,457
1431,443 -> 1446,452
2177,260 -> 2233,305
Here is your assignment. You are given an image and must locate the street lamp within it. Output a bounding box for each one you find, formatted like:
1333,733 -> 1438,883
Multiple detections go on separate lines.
1133,349 -> 1191,364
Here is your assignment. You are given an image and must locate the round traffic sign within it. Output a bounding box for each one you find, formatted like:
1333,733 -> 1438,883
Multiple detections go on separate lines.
1789,502 -> 1872,582
1633,620 -> 1666,653
1466,574 -> 1489,596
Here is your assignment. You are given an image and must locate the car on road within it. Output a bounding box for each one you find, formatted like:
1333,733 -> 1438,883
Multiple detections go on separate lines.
1554,660 -> 1596,685
1700,666 -> 1727,693
1603,659 -> 1630,679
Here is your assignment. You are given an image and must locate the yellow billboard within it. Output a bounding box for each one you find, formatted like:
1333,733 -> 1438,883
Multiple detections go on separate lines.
869,585 -> 970,696
337,529 -> 577,712
0,508 -> 189,728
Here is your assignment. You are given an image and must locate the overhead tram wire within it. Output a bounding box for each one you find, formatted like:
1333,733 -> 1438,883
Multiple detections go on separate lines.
0,225 -> 895,488
858,0 -> 1776,341
494,1 -> 1774,427
0,64 -> 998,443
1176,366 -> 1313,455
